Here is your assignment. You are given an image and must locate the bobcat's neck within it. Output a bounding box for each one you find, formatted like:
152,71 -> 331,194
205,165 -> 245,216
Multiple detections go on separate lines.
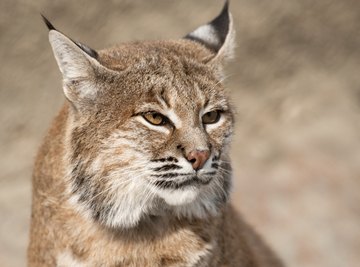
38,188 -> 224,266
32,103 -> 69,199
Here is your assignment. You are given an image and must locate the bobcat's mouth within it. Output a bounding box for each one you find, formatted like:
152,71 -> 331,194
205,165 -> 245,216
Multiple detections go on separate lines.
150,156 -> 220,190
152,173 -> 213,190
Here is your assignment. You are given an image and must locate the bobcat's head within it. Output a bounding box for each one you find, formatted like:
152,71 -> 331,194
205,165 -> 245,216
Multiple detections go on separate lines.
46,2 -> 235,228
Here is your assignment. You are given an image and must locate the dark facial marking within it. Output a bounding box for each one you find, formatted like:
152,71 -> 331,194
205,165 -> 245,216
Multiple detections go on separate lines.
153,176 -> 211,190
150,157 -> 178,163
151,173 -> 192,179
152,164 -> 182,172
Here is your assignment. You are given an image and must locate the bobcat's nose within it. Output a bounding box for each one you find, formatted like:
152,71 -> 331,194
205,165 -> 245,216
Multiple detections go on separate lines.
186,150 -> 210,170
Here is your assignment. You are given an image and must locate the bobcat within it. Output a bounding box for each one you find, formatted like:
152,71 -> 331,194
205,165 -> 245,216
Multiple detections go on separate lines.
28,2 -> 284,266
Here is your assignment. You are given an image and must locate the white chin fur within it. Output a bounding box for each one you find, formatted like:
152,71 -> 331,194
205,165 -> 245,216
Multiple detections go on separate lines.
155,187 -> 200,206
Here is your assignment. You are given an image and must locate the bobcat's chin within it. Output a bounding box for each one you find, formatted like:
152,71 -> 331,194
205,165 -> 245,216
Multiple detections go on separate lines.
151,172 -> 215,206
155,184 -> 201,206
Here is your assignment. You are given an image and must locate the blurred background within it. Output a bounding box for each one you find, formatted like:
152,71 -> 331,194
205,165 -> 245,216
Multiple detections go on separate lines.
1,0 -> 360,266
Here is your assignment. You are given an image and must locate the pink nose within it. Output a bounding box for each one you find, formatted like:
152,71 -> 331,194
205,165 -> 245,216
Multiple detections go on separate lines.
186,150 -> 210,170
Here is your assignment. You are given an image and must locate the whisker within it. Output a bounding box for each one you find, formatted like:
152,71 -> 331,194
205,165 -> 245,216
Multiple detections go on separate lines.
217,167 -> 232,175
84,177 -> 134,204
210,74 -> 232,91
211,175 -> 228,200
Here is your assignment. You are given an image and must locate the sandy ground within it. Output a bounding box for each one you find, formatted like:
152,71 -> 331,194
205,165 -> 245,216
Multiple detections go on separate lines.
1,0 -> 360,266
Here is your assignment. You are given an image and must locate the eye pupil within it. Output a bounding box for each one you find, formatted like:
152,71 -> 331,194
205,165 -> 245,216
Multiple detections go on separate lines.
202,110 -> 221,124
143,112 -> 167,126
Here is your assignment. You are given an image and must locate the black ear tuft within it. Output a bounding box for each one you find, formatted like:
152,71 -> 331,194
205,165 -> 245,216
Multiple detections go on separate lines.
185,0 -> 231,53
74,41 -> 99,59
208,0 -> 230,50
41,14 -> 57,31
41,14 -> 98,59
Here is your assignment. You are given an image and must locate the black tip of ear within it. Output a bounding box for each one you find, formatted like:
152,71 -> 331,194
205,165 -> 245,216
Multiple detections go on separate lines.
221,0 -> 230,15
185,1 -> 231,53
75,41 -> 99,59
41,14 -> 57,31
41,14 -> 99,60
209,0 -> 230,46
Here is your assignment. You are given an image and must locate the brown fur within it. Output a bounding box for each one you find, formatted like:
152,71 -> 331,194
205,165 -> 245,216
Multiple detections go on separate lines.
29,5 -> 284,267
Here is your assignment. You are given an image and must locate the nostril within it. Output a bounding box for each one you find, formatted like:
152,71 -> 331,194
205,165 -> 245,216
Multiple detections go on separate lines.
186,150 -> 210,170
189,158 -> 196,164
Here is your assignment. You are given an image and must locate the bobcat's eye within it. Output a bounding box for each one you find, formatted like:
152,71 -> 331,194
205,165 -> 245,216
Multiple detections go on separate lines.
202,110 -> 221,124
143,112 -> 168,126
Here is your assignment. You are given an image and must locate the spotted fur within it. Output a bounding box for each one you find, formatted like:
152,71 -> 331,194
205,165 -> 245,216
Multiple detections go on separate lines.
28,2 -> 284,266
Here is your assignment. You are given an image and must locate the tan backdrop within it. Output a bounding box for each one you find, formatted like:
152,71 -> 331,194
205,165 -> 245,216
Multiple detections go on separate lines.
1,0 -> 359,266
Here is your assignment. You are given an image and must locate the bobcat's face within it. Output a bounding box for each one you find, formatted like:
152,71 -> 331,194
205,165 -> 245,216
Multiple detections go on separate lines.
47,3 -> 235,228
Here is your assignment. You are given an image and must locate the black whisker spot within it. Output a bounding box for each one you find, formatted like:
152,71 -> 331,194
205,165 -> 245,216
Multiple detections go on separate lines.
213,154 -> 221,161
151,173 -> 191,179
150,157 -> 178,163
175,177 -> 198,188
153,175 -> 212,190
166,157 -> 178,162
153,164 -> 182,172
154,179 -> 175,189
211,163 -> 219,169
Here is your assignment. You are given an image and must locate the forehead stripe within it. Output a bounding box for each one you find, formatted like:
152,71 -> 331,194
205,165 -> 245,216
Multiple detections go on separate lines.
156,94 -> 170,110
166,109 -> 182,129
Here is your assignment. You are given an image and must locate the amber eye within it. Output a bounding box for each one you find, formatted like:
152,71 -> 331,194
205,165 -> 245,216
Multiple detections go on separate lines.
143,112 -> 168,126
202,110 -> 221,124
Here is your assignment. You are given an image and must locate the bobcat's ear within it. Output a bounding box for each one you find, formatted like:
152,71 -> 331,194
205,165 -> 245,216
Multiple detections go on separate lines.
185,0 -> 235,62
42,15 -> 104,105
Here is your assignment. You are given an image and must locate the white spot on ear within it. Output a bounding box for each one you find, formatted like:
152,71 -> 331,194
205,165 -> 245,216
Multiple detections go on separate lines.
185,1 -> 235,63
188,24 -> 220,50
